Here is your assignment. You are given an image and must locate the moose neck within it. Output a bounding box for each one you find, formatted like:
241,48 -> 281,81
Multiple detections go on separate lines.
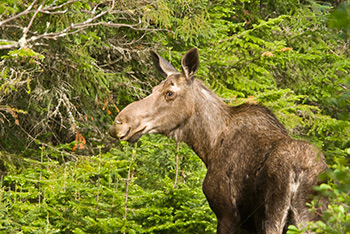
173,80 -> 231,167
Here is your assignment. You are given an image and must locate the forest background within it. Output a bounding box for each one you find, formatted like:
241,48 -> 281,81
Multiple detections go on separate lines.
0,0 -> 350,233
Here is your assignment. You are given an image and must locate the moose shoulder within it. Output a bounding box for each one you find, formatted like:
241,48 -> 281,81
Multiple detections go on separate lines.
109,48 -> 327,234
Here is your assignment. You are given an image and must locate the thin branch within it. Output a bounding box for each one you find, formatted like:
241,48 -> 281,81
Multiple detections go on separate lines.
0,0 -> 38,27
95,147 -> 102,218
24,0 -> 46,36
39,9 -> 68,15
0,0 -> 171,50
18,124 -> 78,161
19,0 -> 46,48
173,143 -> 180,188
0,41 -> 18,50
123,143 -> 137,232
41,0 -> 79,12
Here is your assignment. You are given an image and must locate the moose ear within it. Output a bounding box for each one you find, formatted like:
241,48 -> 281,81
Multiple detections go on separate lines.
151,51 -> 179,78
181,48 -> 199,80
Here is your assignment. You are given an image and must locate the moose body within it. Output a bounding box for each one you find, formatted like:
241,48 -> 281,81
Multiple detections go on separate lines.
109,48 -> 326,234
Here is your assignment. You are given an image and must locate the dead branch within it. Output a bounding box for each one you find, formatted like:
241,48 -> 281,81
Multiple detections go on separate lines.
0,0 -> 172,50
123,143 -> 137,232
0,0 -> 38,27
19,0 -> 46,48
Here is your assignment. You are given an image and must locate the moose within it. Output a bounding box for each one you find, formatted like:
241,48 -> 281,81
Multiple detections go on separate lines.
109,48 -> 327,234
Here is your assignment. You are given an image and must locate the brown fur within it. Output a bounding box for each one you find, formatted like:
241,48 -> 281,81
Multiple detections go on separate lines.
109,48 -> 327,234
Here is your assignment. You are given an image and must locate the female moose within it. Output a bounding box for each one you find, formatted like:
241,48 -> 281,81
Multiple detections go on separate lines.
109,48 -> 326,234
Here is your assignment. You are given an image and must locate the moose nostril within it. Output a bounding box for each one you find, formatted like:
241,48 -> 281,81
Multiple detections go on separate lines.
109,125 -> 118,138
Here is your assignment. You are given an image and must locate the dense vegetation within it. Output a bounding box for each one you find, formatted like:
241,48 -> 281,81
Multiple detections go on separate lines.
0,0 -> 349,233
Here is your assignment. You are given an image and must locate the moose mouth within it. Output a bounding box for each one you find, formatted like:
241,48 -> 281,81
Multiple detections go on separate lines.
120,127 -> 146,143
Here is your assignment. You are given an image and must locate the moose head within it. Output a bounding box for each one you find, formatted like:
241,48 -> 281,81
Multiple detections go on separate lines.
109,48 -> 200,143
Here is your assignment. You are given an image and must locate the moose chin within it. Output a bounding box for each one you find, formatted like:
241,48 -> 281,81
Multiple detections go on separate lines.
109,48 -> 327,234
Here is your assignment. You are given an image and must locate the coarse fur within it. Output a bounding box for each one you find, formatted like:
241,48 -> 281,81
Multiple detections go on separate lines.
109,48 -> 327,234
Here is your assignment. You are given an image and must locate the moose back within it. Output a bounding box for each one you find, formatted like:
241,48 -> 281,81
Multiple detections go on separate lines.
109,48 -> 326,234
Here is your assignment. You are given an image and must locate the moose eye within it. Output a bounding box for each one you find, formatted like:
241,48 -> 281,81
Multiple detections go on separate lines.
165,91 -> 175,99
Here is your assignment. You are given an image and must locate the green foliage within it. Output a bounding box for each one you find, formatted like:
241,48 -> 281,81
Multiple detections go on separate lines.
328,1 -> 350,40
0,136 -> 215,233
